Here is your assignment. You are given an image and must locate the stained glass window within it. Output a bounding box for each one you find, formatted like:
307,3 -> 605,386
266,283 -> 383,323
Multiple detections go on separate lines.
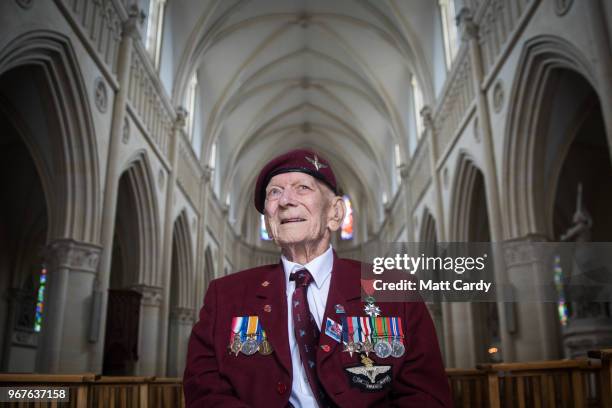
34,265 -> 47,332
341,195 -> 353,240
260,214 -> 271,240
554,255 -> 569,326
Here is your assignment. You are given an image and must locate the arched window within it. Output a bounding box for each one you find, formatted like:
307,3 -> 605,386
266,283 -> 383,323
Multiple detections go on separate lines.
145,0 -> 167,68
185,74 -> 198,143
341,195 -> 354,240
411,75 -> 425,139
260,214 -> 271,241
439,0 -> 459,70
34,265 -> 47,332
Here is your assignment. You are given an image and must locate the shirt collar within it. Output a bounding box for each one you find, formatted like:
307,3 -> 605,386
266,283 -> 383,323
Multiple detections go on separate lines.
281,245 -> 333,290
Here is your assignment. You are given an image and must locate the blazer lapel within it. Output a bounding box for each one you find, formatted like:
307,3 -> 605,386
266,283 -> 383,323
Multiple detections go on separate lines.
317,252 -> 362,367
254,262 -> 292,376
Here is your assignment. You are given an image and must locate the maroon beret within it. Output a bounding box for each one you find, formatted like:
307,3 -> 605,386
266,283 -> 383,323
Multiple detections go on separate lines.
254,149 -> 338,213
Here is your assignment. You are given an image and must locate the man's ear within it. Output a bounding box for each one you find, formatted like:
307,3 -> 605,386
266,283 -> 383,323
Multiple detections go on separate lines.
327,196 -> 346,232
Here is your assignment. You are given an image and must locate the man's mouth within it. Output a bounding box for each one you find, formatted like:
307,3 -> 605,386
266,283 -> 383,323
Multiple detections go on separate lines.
280,218 -> 306,224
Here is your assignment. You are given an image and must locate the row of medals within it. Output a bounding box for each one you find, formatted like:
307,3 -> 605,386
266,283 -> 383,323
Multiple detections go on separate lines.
344,336 -> 405,359
229,334 -> 273,356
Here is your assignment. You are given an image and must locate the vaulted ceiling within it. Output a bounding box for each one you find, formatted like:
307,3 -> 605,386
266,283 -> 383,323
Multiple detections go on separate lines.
159,0 -> 448,240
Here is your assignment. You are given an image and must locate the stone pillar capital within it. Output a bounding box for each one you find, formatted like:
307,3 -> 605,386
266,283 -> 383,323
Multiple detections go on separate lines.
420,105 -> 434,130
457,7 -> 479,42
45,239 -> 102,274
132,285 -> 163,307
175,106 -> 189,129
170,307 -> 195,324
123,5 -> 146,38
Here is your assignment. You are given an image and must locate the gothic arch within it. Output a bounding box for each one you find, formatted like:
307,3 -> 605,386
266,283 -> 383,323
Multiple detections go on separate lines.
502,35 -> 597,239
203,246 -> 215,291
170,210 -> 195,309
0,30 -> 100,243
118,152 -> 162,287
448,153 -> 488,242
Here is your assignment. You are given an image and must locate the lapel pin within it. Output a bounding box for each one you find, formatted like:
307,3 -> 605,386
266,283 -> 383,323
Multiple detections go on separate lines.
321,344 -> 331,352
261,281 -> 270,287
335,304 -> 345,314
263,304 -> 272,313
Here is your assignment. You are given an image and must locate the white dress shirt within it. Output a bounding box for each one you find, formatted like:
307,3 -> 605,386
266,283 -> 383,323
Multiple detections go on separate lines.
281,246 -> 333,408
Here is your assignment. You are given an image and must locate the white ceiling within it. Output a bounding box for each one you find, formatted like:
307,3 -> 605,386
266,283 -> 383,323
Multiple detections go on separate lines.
159,0 -> 448,238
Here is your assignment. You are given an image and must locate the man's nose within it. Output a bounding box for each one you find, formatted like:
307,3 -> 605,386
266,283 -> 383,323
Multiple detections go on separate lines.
278,187 -> 297,207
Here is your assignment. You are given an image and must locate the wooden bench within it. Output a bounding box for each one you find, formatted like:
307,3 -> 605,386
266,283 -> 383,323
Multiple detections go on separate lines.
588,349 -> 612,408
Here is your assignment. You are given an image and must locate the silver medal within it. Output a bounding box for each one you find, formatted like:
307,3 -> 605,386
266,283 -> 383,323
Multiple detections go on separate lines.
241,337 -> 259,355
374,340 -> 392,358
391,340 -> 405,358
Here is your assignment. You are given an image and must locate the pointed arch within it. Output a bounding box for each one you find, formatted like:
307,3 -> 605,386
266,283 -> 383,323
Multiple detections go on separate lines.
502,35 -> 597,239
0,30 -> 101,243
448,153 -> 486,242
170,210 -> 195,308
120,151 -> 162,286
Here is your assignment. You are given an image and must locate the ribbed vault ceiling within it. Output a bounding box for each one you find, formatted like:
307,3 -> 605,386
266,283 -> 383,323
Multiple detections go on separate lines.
163,0 -> 443,239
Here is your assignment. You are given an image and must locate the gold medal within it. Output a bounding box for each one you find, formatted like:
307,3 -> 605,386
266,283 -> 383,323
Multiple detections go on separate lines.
258,339 -> 273,355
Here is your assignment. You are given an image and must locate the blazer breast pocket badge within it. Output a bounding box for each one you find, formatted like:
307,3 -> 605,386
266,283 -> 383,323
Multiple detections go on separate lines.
344,355 -> 392,392
228,316 -> 273,356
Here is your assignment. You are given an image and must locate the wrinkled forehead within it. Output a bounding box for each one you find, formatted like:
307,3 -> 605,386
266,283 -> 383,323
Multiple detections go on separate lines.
267,171 -> 318,188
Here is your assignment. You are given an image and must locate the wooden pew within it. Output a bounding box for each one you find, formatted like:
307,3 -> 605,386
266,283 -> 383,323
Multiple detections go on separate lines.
0,373 -> 183,407
446,368 -> 489,407
588,349 -> 612,408
476,359 -> 602,408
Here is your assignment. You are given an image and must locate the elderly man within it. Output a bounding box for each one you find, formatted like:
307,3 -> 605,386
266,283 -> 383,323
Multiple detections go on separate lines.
183,149 -> 452,407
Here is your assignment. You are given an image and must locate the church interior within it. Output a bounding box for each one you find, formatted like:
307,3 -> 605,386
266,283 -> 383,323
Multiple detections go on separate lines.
0,0 -> 611,406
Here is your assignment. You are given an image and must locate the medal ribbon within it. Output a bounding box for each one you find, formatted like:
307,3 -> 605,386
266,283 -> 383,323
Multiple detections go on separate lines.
398,317 -> 404,338
375,317 -> 384,341
347,317 -> 355,343
352,317 -> 361,344
382,317 -> 390,341
247,316 -> 258,339
256,319 -> 263,343
390,317 -> 398,340
361,317 -> 370,343
230,316 -> 243,344
341,316 -> 349,344
239,316 -> 249,342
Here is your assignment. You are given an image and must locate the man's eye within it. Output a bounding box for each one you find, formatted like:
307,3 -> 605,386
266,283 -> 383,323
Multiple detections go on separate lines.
267,188 -> 281,198
298,185 -> 310,191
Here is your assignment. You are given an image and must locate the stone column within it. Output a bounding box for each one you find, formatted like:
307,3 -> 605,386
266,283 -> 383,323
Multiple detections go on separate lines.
133,284 -> 162,376
37,239 -> 102,373
459,9 -> 514,362
584,0 -> 612,159
91,6 -> 142,373
502,236 -> 561,361
156,107 -> 186,375
422,106 -> 455,367
195,167 -> 212,313
166,306 -> 195,377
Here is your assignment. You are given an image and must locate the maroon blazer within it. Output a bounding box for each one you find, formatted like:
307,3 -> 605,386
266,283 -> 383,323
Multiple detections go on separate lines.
183,255 -> 452,407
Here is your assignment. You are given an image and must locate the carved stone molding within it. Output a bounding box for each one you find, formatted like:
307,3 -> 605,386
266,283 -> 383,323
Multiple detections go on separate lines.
420,105 -> 434,130
175,106 -> 188,129
555,0 -> 574,16
473,117 -> 480,143
502,236 -> 548,268
458,8 -> 478,41
45,239 -> 102,274
94,77 -> 108,113
158,169 -> 165,190
15,0 -> 33,9
122,117 -> 130,144
132,285 -> 163,307
170,307 -> 195,324
492,80 -> 504,113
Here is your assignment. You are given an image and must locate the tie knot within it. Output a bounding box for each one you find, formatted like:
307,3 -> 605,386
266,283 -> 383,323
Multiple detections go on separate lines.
290,269 -> 314,287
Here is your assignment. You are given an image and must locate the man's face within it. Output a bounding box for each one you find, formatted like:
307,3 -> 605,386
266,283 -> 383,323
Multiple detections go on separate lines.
264,172 -> 333,246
